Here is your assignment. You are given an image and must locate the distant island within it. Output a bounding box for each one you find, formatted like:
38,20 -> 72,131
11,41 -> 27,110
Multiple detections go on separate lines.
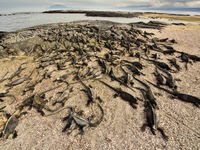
42,10 -> 200,23
49,4 -> 68,10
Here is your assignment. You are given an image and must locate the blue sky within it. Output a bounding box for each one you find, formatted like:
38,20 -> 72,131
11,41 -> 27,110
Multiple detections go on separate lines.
0,0 -> 200,12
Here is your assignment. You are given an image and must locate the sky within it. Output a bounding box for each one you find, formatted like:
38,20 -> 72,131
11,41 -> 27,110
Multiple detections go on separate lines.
0,0 -> 200,12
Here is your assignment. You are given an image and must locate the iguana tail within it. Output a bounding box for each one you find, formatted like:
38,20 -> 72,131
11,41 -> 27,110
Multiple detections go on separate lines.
89,104 -> 104,127
44,105 -> 72,117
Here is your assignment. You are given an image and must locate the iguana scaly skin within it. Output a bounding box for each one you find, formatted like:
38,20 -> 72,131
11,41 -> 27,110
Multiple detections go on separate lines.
147,80 -> 200,107
17,85 -> 63,116
62,104 -> 104,134
100,80 -> 137,109
133,77 -> 158,109
141,100 -> 168,141
79,79 -> 94,106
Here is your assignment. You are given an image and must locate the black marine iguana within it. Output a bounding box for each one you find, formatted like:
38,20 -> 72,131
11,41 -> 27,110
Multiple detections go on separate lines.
124,64 -> 144,76
119,66 -> 130,86
79,79 -> 95,106
108,68 -> 135,92
99,80 -> 137,108
133,77 -> 158,109
0,112 -> 27,139
52,87 -> 73,106
147,80 -> 200,107
97,59 -> 107,74
0,92 -> 16,104
142,100 -> 168,141
157,66 -> 177,89
62,104 -> 104,134
179,52 -> 190,70
142,57 -> 171,71
167,58 -> 181,72
153,67 -> 165,86
121,60 -> 143,70
17,85 -> 63,116
176,51 -> 200,62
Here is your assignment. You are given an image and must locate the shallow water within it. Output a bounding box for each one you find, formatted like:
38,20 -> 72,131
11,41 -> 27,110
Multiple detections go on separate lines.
0,12 -> 196,32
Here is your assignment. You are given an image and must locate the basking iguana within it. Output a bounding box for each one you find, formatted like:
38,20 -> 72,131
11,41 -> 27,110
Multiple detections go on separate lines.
99,80 -> 137,109
147,80 -> 200,107
62,104 -> 104,134
133,77 -> 158,109
142,100 -> 168,141
79,79 -> 95,106
17,85 -> 63,116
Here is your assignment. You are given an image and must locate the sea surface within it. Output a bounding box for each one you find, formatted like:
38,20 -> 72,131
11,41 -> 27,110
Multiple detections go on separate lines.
0,11 -> 199,32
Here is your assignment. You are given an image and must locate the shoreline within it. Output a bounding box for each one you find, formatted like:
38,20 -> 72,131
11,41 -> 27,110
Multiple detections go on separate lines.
1,10 -> 200,23
43,10 -> 200,23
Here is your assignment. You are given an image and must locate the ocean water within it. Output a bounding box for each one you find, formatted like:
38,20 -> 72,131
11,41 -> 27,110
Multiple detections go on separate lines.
0,12 -> 199,32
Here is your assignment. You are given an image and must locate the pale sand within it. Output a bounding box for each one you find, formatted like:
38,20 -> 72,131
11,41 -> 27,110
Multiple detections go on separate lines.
0,24 -> 200,150
140,13 -> 200,23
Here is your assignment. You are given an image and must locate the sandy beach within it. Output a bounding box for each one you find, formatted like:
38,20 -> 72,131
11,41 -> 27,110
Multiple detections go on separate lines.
0,19 -> 200,150
140,13 -> 200,23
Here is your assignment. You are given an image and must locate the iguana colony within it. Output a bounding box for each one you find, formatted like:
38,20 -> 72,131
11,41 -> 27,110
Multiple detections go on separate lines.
0,21 -> 200,141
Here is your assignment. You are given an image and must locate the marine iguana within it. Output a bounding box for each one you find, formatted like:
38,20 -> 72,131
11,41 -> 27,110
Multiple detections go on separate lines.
142,100 -> 168,141
53,73 -> 68,84
8,62 -> 27,80
157,66 -> 177,89
163,45 -> 176,55
22,75 -> 41,95
0,111 -> 27,139
124,64 -> 144,76
0,71 -> 9,83
176,51 -> 200,62
62,104 -> 104,134
97,59 -> 107,74
147,80 -> 200,107
5,76 -> 29,87
5,69 -> 34,87
17,85 -> 63,116
79,79 -> 95,106
179,52 -> 190,70
52,87 -> 72,106
153,67 -> 165,86
133,77 -> 158,109
108,68 -> 135,92
167,58 -> 181,71
0,92 -> 16,105
143,58 -> 171,71
121,60 -> 143,70
1,115 -> 18,139
99,80 -> 137,109
119,66 -> 130,86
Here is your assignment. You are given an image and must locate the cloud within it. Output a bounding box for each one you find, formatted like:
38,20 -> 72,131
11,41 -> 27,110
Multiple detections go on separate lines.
150,0 -> 200,8
48,0 -> 200,8
186,1 -> 200,7
0,0 -> 200,11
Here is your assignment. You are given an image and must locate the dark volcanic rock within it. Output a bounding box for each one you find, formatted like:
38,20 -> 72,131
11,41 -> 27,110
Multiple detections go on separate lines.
43,10 -> 142,18
130,21 -> 168,29
0,31 -> 7,40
